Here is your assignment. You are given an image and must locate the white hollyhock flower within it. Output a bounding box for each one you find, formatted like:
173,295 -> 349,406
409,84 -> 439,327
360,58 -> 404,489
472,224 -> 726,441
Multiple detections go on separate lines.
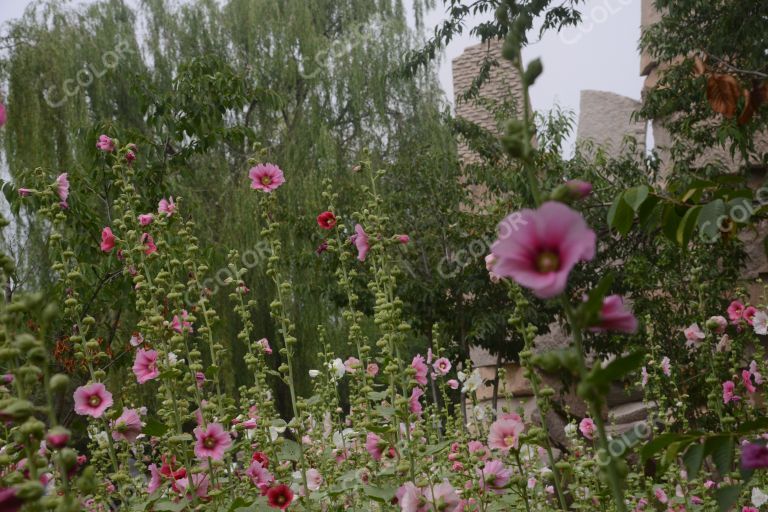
461,369 -> 483,393
308,369 -> 320,378
752,487 -> 768,507
328,358 -> 346,380
167,352 -> 178,366
753,311 -> 768,335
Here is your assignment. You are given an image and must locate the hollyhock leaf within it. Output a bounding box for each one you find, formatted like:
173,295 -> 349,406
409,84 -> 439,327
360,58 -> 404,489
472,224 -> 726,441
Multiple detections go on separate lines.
204,365 -> 219,379
154,500 -> 189,512
735,417 -> 768,434
623,185 -> 649,212
662,440 -> 690,468
363,485 -> 398,503
697,199 -> 726,241
375,405 -> 395,419
676,205 -> 702,248
589,351 -> 644,387
424,440 -> 452,456
278,439 -> 301,461
683,443 -> 705,479
367,390 -> 389,401
143,417 -> 168,437
706,435 -> 734,475
715,485 -> 741,512
641,433 -> 695,463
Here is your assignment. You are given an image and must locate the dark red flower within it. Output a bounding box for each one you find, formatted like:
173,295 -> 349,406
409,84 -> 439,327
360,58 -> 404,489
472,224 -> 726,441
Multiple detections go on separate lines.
266,484 -> 294,509
251,451 -> 269,468
0,487 -> 23,512
315,241 -> 328,255
316,211 -> 337,230
742,442 -> 768,469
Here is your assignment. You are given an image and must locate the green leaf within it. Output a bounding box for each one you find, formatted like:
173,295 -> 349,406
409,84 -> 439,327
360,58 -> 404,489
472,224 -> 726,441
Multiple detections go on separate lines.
661,204 -> 682,242
279,439 -> 302,461
715,485 -> 741,512
641,432 -> 693,462
676,205 -> 702,247
697,199 -> 726,243
623,185 -> 649,212
608,192 -> 634,235
683,443 -> 705,479
424,440 -> 452,456
726,197 -> 753,224
154,500 -> 189,512
363,485 -> 398,503
706,436 -> 734,475
580,274 -> 615,327
143,417 -> 168,437
589,352 -> 645,387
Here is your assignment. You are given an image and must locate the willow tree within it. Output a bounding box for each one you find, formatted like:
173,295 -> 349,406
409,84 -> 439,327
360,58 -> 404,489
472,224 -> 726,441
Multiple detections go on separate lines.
0,0 -> 459,413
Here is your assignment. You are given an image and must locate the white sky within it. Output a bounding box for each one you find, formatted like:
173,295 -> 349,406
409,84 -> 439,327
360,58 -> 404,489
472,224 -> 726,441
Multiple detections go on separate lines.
1,0 -> 644,149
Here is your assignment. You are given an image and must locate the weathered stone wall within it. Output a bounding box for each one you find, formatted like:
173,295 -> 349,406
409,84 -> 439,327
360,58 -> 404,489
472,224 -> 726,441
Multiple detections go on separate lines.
575,90 -> 646,157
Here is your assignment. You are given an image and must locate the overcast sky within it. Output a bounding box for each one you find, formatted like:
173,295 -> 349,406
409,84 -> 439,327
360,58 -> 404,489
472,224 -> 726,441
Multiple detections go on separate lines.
1,0 -> 643,149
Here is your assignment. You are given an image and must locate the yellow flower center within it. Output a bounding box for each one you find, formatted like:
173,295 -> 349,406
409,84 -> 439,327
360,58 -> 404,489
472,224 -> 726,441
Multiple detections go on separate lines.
88,395 -> 101,407
536,251 -> 560,273
261,176 -> 272,185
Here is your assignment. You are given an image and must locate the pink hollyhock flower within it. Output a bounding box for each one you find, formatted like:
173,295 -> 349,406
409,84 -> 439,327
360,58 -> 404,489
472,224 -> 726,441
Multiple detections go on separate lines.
73,383 -> 113,418
132,348 -> 159,384
468,440 -> 489,460
641,366 -> 649,387
660,356 -> 671,377
704,480 -> 716,490
315,241 -> 329,255
18,188 -> 32,197
171,311 -> 193,334
409,387 -> 424,416
316,211 -> 337,230
147,464 -> 162,493
125,150 -> 136,164
246,461 -> 274,493
344,356 -> 360,373
485,254 -> 501,283
488,413 -> 525,451
706,315 -> 728,334
266,484 -> 293,510
728,301 -> 745,322
176,474 -> 209,500
129,332 -> 144,347
398,482 -> 426,512
96,135 -> 115,152
433,357 -> 452,376
100,227 -> 116,252
447,379 -> 459,390
579,418 -> 596,440
158,197 -> 176,217
752,310 -> 768,335
257,337 -> 272,354
683,323 -> 705,349
306,468 -> 323,492
365,432 -> 385,461
397,234 -> 410,244
45,428 -> 70,449
479,459 -> 511,492
251,451 -> 269,468
366,363 -> 379,377
0,103 -> 6,126
249,163 -> 285,193
193,422 -> 232,461
588,295 -> 638,334
742,370 -> 758,394
141,233 -> 157,255
490,201 -> 596,299
426,481 -> 460,512
654,488 -> 668,504
0,488 -> 22,512
138,214 -> 154,226
743,507 -> 759,512
742,443 -> 768,469
749,361 -> 763,384
353,224 -> 369,262
195,372 -> 205,388
723,380 -> 740,404
565,179 -> 593,200
56,173 -> 69,208
112,409 -> 143,442
411,354 -> 428,386
744,306 -> 758,325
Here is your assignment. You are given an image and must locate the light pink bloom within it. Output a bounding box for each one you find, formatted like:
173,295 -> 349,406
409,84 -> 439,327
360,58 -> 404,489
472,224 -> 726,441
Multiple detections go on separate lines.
398,482 -> 426,512
527,477 -> 537,489
141,233 -> 157,255
641,366 -> 649,388
728,301 -> 745,322
353,224 -> 369,262
147,464 -> 162,493
193,422 -> 231,461
723,380 -> 740,404
744,306 -> 758,325
56,173 -> 69,208
488,413 -> 525,451
409,387 -> 424,416
96,135 -> 115,152
172,311 -> 193,334
707,315 -> 728,334
366,363 -> 379,377
426,481 -> 460,511
485,254 -> 501,283
447,379 -> 459,390
257,337 -> 272,354
248,163 -> 285,193
654,488 -> 668,504
579,418 -> 596,440
73,383 -> 113,418
112,409 -> 142,442
344,357 -> 360,373
750,361 -> 764,384
411,354 -> 428,386
195,372 -> 205,388
660,356 -> 671,377
158,197 -> 176,217
246,461 -> 274,492
468,440 -> 489,460
0,103 -> 6,126
366,432 -> 385,461
588,295 -> 638,334
132,348 -> 159,384
138,214 -> 154,226
18,188 -> 32,197
479,459 -> 511,492
433,357 -> 451,376
490,201 -> 596,298
306,468 -> 323,491
100,227 -> 116,252
683,323 -> 705,349
176,474 -> 209,500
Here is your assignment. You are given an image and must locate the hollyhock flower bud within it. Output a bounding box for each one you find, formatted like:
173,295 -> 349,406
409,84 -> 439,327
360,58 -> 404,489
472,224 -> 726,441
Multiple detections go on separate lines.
45,427 -> 70,449
706,315 -> 728,333
0,103 -> 6,127
96,135 -> 115,152
125,151 -> 136,164
100,227 -> 116,252
396,234 -> 410,244
17,188 -> 32,197
138,214 -> 154,226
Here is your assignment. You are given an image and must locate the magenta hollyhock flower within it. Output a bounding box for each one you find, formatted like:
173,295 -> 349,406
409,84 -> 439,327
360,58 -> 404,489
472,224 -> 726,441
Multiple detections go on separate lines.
246,461 -> 274,493
96,135 -> 115,152
316,211 -> 337,230
100,227 -> 116,252
742,442 -> 768,469
193,422 -> 231,461
366,363 -> 379,377
409,387 -> 424,416
365,432 -> 385,461
744,306 -> 758,325
396,234 -> 410,244
56,173 -> 69,208
0,103 -> 6,127
138,214 -> 154,226
176,474 -> 209,500
125,150 -> 136,164
73,383 -> 113,418
728,301 -> 745,322
426,481 -> 460,512
195,372 -> 205,388
579,418 -> 596,440
17,188 -> 32,197
141,233 -> 157,255
249,163 -> 285,193
158,197 -> 176,217
315,241 -> 329,255
723,380 -> 740,404
479,459 -> 511,493
433,357 -> 452,376
490,201 -> 596,299
266,484 -> 294,509
45,428 -> 70,449
132,348 -> 159,384
488,413 -> 525,451
654,488 -> 668,504
588,295 -> 638,334
171,311 -> 193,334
447,379 -> 459,390
742,370 -> 758,394
353,224 -> 369,262
112,408 -> 143,442
0,487 -> 22,512
411,354 -> 428,386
